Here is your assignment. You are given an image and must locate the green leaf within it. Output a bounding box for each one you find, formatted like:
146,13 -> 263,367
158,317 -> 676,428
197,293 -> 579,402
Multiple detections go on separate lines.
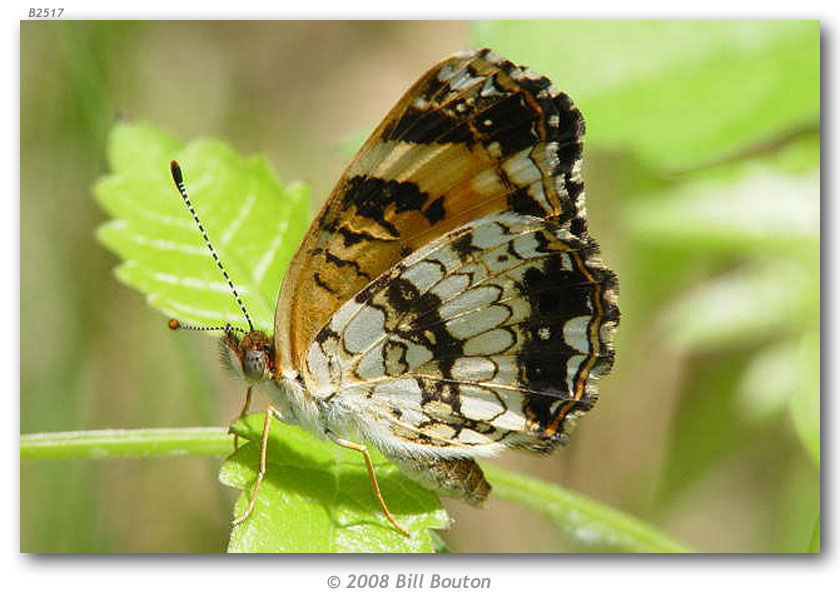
627,167 -> 820,255
221,415 -> 449,553
94,121 -> 310,333
789,329 -> 820,467
662,259 -> 817,351
474,21 -> 819,171
737,328 -> 821,470
737,340 -> 801,422
658,352 -> 758,502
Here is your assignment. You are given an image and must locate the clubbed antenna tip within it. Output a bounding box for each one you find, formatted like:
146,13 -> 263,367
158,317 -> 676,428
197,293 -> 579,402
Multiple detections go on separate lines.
170,160 -> 182,184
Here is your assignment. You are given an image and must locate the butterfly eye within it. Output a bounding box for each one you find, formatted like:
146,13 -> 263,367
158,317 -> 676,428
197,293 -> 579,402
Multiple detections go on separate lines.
242,348 -> 270,381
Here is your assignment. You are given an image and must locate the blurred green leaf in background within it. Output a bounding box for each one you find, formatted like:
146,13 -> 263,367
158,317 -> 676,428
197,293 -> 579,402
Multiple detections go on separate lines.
476,21 -> 819,171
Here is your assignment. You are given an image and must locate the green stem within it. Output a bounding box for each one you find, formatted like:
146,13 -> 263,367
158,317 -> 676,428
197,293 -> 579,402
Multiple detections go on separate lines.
482,463 -> 693,553
21,427 -> 690,552
20,427 -> 232,459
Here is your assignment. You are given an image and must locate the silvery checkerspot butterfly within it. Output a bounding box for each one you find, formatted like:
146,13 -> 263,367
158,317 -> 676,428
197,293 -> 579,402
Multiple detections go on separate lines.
170,48 -> 620,535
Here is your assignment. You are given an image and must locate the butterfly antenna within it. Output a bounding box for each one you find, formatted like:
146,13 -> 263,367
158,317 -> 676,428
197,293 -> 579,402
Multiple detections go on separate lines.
169,160 -> 255,332
168,319 -> 249,335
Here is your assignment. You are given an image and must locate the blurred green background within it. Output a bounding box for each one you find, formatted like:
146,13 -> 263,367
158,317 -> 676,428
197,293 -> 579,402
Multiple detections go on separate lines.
20,20 -> 820,553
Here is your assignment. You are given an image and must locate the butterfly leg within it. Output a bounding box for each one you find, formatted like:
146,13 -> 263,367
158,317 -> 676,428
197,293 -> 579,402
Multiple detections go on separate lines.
232,386 -> 253,451
326,433 -> 410,537
231,404 -> 282,526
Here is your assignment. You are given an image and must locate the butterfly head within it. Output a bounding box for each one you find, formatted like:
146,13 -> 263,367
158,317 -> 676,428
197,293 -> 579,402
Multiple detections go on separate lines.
222,327 -> 275,383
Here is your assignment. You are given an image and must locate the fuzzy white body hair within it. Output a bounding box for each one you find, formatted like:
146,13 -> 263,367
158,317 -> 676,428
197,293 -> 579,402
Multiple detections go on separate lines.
269,371 -> 505,462
330,386 -> 505,461
267,373 -> 328,442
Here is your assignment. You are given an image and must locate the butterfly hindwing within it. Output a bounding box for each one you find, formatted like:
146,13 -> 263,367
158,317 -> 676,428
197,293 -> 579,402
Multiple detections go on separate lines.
304,212 -> 619,458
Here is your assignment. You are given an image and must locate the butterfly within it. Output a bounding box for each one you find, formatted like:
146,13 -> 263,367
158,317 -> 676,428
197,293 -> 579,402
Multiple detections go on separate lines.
169,48 -> 619,535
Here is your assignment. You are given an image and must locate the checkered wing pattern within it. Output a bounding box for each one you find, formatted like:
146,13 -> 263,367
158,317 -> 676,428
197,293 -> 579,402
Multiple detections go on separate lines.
305,211 -> 618,461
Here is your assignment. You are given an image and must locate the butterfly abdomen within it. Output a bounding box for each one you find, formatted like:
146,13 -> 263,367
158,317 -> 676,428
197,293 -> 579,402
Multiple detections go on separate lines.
388,454 -> 491,506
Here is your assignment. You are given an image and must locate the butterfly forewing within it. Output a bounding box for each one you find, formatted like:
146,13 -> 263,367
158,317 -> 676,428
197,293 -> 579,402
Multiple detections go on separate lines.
275,49 -> 590,377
